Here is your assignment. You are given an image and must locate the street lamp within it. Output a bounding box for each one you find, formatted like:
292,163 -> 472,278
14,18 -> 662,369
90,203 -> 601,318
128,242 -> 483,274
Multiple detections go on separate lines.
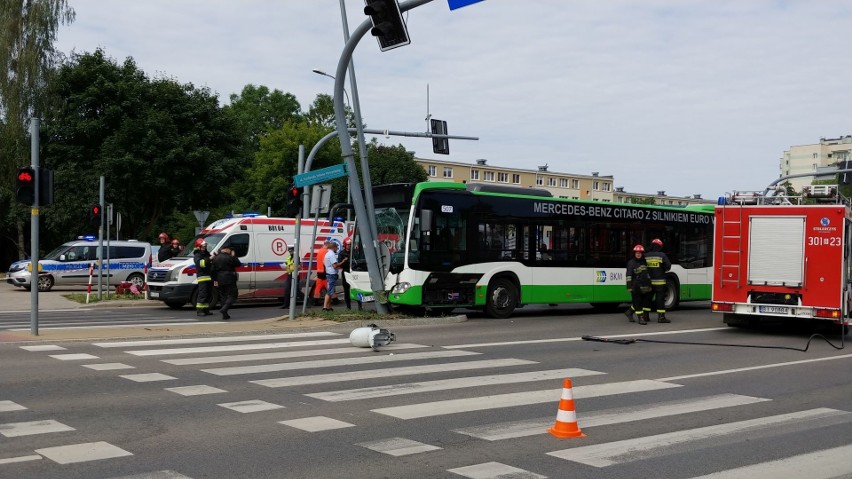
313,69 -> 351,107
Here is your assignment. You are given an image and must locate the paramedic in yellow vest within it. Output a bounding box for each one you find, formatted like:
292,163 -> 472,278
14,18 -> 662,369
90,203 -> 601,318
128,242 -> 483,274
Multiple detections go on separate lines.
193,239 -> 213,317
645,238 -> 672,323
280,243 -> 296,309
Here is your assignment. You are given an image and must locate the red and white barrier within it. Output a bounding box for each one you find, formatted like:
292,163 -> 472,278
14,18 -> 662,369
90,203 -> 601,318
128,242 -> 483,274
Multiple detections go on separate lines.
85,263 -> 94,304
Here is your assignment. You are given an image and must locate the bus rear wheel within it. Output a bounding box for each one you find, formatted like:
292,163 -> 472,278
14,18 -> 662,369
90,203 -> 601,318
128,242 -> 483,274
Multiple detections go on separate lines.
484,278 -> 518,319
663,277 -> 680,310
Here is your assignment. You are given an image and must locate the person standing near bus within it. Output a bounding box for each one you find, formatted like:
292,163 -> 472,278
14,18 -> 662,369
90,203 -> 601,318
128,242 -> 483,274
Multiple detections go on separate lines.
322,241 -> 341,312
625,244 -> 653,325
337,236 -> 353,310
645,238 -> 672,323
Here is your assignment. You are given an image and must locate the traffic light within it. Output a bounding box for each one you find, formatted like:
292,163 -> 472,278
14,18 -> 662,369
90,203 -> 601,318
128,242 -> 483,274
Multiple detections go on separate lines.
39,167 -> 54,205
89,204 -> 102,227
431,119 -> 449,155
285,185 -> 303,217
363,0 -> 410,52
15,167 -> 36,205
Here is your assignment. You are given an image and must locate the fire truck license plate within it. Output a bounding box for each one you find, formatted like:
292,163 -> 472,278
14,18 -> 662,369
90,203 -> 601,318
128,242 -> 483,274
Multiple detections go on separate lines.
758,306 -> 788,314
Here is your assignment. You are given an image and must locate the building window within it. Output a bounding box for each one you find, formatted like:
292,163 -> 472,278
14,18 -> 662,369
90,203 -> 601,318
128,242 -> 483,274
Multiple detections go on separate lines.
560,178 -> 568,188
497,172 -> 508,183
512,174 -> 520,184
485,171 -> 494,181
471,169 -> 480,180
593,181 -> 600,190
536,176 -> 543,186
443,167 -> 453,178
571,179 -> 579,189
601,183 -> 611,192
548,177 -> 556,186
427,165 -> 437,177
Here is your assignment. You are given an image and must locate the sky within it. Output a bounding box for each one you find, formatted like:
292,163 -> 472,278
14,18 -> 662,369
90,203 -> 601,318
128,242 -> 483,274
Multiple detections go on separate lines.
54,0 -> 852,200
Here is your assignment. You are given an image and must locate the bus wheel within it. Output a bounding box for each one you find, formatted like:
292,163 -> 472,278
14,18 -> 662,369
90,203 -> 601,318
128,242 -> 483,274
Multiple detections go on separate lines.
664,277 -> 680,310
484,278 -> 517,319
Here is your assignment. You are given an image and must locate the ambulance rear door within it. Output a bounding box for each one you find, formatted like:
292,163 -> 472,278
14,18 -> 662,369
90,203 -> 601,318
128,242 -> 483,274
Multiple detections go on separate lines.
218,232 -> 256,297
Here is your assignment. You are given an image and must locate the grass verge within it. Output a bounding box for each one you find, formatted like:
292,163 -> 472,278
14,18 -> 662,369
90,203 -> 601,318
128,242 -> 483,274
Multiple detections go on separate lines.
63,293 -> 147,304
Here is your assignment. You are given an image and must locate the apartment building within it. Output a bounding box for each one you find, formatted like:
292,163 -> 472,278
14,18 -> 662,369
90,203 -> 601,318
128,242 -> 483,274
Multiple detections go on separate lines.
415,158 -> 713,205
613,187 -> 713,206
415,158 -> 615,201
780,135 -> 852,191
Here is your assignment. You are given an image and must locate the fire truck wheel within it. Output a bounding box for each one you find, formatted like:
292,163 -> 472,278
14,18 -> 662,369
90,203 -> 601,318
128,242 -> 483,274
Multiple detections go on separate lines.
664,277 -> 680,310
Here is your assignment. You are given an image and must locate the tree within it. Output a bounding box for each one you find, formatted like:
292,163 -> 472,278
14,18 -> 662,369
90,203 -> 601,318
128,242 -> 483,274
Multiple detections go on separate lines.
0,0 -> 74,266
360,141 -> 427,185
224,84 -> 302,149
44,49 -> 249,242
305,93 -> 356,129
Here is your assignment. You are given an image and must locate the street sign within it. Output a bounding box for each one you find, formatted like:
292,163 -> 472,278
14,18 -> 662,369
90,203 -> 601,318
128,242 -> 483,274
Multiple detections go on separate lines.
310,184 -> 333,215
448,0 -> 485,10
193,210 -> 210,227
294,164 -> 348,188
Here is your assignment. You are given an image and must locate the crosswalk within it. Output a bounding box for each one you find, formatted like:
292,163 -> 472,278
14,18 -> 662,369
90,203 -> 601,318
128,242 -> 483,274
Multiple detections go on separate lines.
6,331 -> 852,479
0,309 -> 198,331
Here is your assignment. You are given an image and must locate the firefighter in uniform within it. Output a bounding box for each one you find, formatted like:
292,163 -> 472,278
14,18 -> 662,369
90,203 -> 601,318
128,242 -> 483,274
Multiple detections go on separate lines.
193,239 -> 213,316
645,238 -> 672,323
212,245 -> 241,320
625,244 -> 653,325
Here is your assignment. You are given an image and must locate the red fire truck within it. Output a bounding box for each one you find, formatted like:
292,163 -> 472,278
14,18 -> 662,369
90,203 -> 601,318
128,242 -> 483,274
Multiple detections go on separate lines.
711,185 -> 852,332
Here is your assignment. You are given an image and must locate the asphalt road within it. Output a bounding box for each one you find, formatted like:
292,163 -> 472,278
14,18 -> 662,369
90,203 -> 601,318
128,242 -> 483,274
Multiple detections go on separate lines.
1,305 -> 850,479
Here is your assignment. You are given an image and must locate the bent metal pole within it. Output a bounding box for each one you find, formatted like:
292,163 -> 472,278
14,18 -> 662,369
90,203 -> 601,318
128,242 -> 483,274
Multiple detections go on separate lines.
332,0 -> 434,313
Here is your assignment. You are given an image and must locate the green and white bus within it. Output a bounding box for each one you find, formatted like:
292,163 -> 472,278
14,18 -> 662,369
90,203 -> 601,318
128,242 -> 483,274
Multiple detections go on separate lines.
348,182 -> 714,318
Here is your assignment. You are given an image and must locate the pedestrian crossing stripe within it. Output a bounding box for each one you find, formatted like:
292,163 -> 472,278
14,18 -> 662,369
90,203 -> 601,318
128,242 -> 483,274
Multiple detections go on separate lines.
372,379 -> 681,420
546,407 -> 852,467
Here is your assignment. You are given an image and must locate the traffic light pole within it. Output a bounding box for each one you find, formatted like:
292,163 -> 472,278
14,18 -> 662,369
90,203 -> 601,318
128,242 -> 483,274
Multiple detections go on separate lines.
332,0 -> 433,314
29,118 -> 40,336
98,176 -> 105,300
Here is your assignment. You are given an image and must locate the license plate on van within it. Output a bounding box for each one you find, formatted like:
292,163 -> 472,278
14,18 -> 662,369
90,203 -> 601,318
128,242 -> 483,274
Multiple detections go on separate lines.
149,291 -> 159,299
758,305 -> 788,314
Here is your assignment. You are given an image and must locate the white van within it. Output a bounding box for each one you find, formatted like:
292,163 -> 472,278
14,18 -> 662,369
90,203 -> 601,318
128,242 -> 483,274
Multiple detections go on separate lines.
6,238 -> 152,292
146,215 -> 349,309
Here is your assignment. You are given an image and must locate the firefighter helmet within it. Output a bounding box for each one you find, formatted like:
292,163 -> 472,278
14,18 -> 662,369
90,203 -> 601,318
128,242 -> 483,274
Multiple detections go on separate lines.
343,236 -> 352,246
195,238 -> 207,248
633,244 -> 645,252
651,238 -> 663,247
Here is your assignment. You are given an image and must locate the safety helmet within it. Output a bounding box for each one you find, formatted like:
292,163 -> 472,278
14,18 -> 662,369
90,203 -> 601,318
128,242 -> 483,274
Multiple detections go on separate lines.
633,244 -> 645,252
195,238 -> 206,248
343,236 -> 351,246
651,238 -> 663,247
287,243 -> 294,250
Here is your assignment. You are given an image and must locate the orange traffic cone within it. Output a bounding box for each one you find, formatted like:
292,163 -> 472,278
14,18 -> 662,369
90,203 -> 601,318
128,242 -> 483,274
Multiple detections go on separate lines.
547,377 -> 585,438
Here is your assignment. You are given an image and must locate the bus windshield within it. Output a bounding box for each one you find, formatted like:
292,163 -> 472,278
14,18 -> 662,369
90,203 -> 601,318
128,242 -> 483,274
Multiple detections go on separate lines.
352,207 -> 408,272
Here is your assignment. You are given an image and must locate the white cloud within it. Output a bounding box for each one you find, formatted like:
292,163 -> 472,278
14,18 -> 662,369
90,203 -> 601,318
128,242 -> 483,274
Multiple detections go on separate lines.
55,0 -> 852,199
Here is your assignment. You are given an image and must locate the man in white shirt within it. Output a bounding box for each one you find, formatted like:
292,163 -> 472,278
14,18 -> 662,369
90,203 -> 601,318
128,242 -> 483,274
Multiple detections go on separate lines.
322,241 -> 341,311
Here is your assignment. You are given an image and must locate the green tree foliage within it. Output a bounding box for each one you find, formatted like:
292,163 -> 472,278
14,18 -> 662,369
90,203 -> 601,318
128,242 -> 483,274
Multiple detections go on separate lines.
44,49 -> 248,243
362,141 -> 427,185
234,120 -> 342,214
0,0 -> 74,265
224,84 -> 301,149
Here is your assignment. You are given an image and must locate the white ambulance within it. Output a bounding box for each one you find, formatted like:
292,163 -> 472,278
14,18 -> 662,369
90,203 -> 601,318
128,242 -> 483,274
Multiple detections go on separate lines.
146,215 -> 349,309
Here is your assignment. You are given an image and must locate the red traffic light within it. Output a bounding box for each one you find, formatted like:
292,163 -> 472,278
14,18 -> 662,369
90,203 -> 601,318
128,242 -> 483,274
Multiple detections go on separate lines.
17,170 -> 34,183
92,205 -> 100,215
